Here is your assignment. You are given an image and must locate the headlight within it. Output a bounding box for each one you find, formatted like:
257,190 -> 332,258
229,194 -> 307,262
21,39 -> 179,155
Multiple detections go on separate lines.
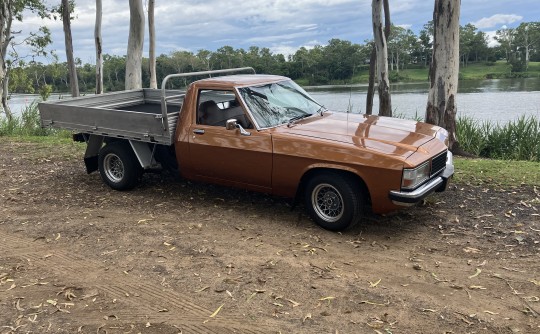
402,162 -> 430,190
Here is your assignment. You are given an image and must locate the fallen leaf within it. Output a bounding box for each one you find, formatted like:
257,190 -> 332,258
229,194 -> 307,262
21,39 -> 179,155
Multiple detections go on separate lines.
369,279 -> 382,287
469,268 -> 482,279
286,299 -> 300,307
209,304 -> 224,318
15,299 -> 24,311
319,296 -> 335,301
463,247 -> 481,254
469,285 -> 487,290
247,292 -> 257,301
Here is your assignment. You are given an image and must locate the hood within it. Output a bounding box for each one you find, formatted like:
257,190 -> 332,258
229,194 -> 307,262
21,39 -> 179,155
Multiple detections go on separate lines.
273,112 -> 442,160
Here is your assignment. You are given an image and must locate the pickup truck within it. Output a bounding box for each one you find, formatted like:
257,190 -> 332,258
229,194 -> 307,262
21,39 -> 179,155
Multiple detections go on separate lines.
39,67 -> 454,231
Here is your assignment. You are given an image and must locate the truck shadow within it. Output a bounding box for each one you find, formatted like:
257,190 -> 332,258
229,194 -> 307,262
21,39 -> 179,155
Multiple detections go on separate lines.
123,171 -> 434,239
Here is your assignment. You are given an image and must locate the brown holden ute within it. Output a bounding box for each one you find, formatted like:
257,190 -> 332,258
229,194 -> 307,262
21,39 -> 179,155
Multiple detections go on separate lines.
174,74 -> 454,230
39,70 -> 454,231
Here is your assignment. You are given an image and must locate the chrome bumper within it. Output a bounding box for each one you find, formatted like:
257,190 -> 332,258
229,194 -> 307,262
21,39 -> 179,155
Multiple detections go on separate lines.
389,151 -> 454,207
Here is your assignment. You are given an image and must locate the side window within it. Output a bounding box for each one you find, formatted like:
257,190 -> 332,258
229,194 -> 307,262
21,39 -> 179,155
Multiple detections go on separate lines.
197,90 -> 252,128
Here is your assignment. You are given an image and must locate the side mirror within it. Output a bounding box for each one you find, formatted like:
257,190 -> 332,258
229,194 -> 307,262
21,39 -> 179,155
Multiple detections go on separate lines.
225,119 -> 238,130
226,119 -> 251,136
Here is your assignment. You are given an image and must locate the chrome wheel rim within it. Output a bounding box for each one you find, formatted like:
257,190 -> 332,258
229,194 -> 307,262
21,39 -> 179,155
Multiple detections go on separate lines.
104,153 -> 124,183
311,183 -> 344,223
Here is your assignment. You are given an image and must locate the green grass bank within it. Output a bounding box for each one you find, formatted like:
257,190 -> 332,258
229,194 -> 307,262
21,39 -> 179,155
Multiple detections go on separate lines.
343,61 -> 540,84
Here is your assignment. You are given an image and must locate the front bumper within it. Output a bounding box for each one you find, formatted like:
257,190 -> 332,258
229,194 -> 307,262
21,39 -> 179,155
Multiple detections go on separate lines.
389,151 -> 454,206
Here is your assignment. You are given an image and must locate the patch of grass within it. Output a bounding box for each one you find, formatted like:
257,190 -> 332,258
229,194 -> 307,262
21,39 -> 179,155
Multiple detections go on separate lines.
1,102 -> 53,136
454,158 -> 540,186
0,136 -> 85,161
346,61 -> 540,83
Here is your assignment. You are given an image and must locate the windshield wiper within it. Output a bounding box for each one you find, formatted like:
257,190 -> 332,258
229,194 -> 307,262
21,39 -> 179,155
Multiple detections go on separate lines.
287,113 -> 311,127
316,105 -> 328,116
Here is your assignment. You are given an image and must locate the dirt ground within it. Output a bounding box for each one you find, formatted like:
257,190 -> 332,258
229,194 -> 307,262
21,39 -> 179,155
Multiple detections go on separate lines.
0,139 -> 539,334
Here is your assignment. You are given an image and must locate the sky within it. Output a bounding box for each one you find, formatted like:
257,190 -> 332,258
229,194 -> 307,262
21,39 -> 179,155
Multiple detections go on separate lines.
13,0 -> 540,64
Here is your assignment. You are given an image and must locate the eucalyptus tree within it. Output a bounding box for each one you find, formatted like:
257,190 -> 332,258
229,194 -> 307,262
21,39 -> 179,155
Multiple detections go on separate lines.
126,0 -> 145,90
148,0 -> 157,89
61,0 -> 79,97
387,25 -> 417,72
95,0 -> 103,93
495,26 -> 515,63
418,21 -> 434,67
514,22 -> 540,70
366,0 -> 390,115
1,0 -> 51,119
425,0 -> 461,151
371,0 -> 391,116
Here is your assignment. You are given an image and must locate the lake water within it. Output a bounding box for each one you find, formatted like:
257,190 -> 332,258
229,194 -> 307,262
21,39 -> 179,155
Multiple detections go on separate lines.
5,78 -> 540,124
305,78 -> 540,123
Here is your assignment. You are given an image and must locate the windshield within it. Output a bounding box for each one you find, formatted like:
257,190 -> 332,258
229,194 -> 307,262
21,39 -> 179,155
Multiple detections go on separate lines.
238,80 -> 323,128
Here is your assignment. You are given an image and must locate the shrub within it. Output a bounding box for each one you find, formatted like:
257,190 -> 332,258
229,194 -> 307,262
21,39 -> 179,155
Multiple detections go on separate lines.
457,115 -> 540,162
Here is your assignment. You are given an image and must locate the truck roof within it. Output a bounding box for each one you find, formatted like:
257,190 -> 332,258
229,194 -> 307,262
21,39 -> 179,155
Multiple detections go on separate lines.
196,74 -> 289,87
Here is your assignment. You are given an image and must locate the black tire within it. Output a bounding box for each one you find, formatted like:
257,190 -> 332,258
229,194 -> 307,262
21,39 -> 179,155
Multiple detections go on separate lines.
98,141 -> 142,190
304,172 -> 363,231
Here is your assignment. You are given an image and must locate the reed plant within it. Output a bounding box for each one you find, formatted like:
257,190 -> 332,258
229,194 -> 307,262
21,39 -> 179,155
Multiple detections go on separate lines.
457,115 -> 540,162
0,102 -> 53,137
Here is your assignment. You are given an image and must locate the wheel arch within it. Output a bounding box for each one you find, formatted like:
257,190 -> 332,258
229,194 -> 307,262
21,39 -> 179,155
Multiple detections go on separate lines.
295,166 -> 371,207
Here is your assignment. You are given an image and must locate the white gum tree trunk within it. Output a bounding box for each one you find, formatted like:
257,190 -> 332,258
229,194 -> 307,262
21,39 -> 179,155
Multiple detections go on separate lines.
372,0 -> 392,116
148,0 -> 157,89
125,0 -> 145,90
62,0 -> 79,97
425,0 -> 461,151
95,0 -> 103,94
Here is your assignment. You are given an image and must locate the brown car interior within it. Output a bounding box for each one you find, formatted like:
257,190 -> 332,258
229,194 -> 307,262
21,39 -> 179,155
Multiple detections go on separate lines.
198,97 -> 252,129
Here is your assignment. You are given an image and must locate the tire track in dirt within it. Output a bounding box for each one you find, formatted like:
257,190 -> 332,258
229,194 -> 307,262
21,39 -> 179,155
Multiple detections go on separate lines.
0,229 -> 270,333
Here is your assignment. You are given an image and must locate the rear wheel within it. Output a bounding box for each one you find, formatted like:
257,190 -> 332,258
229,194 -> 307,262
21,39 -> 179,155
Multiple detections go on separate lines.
304,172 -> 363,231
98,142 -> 142,190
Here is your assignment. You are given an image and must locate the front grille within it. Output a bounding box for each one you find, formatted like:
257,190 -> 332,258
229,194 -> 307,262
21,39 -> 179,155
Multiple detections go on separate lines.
431,151 -> 447,176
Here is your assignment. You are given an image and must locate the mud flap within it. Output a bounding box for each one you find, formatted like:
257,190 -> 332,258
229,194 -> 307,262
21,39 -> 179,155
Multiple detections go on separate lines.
83,134 -> 104,174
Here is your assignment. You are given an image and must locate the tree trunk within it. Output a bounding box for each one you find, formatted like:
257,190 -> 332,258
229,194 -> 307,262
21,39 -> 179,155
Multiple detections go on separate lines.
372,0 -> 392,117
95,0 -> 103,94
0,0 -> 13,119
365,45 -> 376,115
62,0 -> 79,97
125,0 -> 145,90
425,0 -> 460,151
148,0 -> 157,89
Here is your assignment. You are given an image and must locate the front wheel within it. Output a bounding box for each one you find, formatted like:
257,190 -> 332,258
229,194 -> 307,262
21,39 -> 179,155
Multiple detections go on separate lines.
98,142 -> 142,190
304,172 -> 363,231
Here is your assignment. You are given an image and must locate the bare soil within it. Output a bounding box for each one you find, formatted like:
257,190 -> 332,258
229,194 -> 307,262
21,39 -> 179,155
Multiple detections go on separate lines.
1,139 -> 539,334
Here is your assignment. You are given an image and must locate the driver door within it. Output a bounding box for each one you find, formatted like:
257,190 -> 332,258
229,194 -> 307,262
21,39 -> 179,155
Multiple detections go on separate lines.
187,89 -> 272,191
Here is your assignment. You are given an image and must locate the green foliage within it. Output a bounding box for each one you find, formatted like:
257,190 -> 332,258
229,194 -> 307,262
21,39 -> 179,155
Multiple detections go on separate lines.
0,102 -> 53,136
457,116 -> 540,162
39,84 -> 52,100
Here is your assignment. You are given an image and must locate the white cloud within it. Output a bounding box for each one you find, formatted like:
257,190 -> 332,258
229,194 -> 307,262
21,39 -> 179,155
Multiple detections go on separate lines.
472,14 -> 523,29
396,24 -> 413,30
484,31 -> 500,47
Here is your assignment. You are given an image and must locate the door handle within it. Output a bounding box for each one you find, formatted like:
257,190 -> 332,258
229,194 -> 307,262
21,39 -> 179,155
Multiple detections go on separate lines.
193,129 -> 205,135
